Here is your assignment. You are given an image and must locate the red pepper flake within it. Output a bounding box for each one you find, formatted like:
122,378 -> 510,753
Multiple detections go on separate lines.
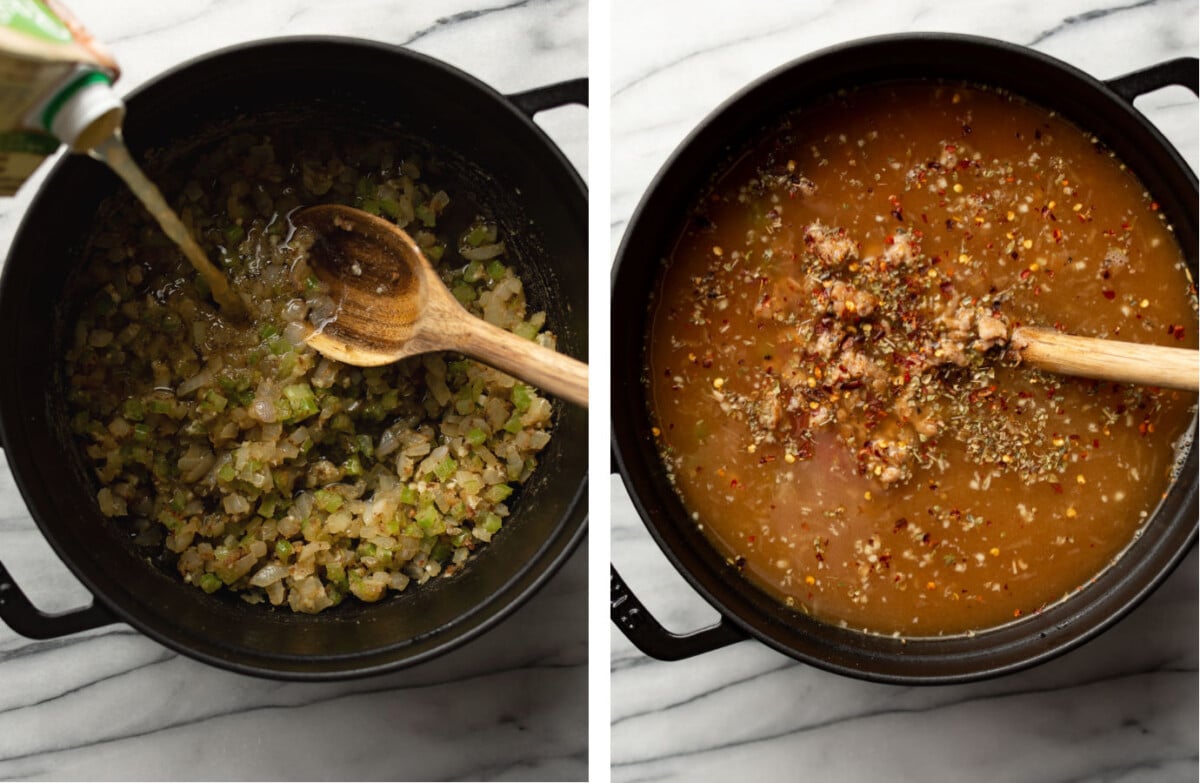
1102,289 -> 1116,300
1150,201 -> 1160,211
1051,482 -> 1064,494
1169,324 -> 1186,340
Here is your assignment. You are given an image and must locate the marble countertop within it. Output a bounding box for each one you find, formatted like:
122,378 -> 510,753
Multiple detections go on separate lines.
0,1 -> 587,781
610,1 -> 1198,781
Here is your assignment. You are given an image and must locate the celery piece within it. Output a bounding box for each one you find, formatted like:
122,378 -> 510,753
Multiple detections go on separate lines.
342,454 -> 363,477
486,260 -> 506,281
426,244 -> 444,262
331,412 -> 354,432
385,516 -> 401,535
314,489 -> 343,513
276,352 -> 298,379
274,539 -> 293,561
415,505 -> 444,535
415,204 -> 436,228
132,423 -> 152,442
259,495 -> 278,518
361,198 -> 381,216
463,224 -> 490,247
259,323 -> 280,340
355,433 -> 374,456
379,198 -> 402,220
485,484 -> 513,503
482,512 -> 503,534
451,283 -> 477,305
205,390 -> 228,413
283,383 -> 319,421
379,389 -> 399,412
325,562 -> 347,585
198,573 -> 222,594
148,399 -> 173,415
466,427 -> 487,446
463,260 -> 485,282
304,274 -> 320,292
503,413 -> 523,434
430,540 -> 452,563
217,463 -> 236,483
513,320 -> 539,341
433,456 -> 458,481
356,541 -> 377,559
122,398 -> 145,422
511,384 -> 532,413
399,486 -> 419,506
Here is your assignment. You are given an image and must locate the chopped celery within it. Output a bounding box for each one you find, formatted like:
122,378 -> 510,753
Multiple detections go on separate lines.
511,384 -> 532,412
314,489 -> 343,513
503,413 -> 523,433
198,573 -> 222,593
466,427 -> 487,446
399,486 -> 419,505
482,513 -> 503,533
513,321 -> 539,341
487,260 -> 506,281
463,224 -> 490,247
433,456 -> 458,481
485,484 -> 513,503
122,399 -> 145,422
283,383 -> 319,421
274,539 -> 293,560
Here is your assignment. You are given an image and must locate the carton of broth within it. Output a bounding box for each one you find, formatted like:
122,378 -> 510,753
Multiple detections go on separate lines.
0,0 -> 123,193
0,1 -> 241,313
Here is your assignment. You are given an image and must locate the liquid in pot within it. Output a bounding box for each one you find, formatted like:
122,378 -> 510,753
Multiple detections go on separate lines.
647,82 -> 1197,636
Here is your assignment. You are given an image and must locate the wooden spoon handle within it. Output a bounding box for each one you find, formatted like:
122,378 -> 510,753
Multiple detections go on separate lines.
1012,326 -> 1198,391
450,315 -> 589,407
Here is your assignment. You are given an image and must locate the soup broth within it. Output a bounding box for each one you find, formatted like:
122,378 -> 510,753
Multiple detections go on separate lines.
647,82 -> 1197,636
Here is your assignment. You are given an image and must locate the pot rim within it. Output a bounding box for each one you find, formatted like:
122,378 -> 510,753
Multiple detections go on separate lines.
611,31 -> 1198,684
0,35 -> 589,680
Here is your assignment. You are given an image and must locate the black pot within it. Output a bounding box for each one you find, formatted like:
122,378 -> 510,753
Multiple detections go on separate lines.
0,38 -> 588,680
611,34 -> 1198,684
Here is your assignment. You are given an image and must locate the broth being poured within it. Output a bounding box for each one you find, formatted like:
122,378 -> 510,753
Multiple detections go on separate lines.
89,132 -> 243,316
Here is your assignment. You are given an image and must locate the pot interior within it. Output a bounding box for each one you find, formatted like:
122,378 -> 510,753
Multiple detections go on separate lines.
1,39 -> 587,677
613,35 -> 1197,682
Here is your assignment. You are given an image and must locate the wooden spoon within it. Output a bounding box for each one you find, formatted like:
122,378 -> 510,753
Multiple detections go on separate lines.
291,205 -> 589,407
1012,326 -> 1198,391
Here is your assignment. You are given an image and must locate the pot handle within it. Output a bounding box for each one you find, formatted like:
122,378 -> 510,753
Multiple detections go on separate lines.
611,565 -> 746,660
507,77 -> 588,117
0,558 -> 117,639
1106,57 -> 1198,102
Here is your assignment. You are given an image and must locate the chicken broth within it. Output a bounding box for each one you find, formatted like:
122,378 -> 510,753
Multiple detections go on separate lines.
647,82 -> 1197,636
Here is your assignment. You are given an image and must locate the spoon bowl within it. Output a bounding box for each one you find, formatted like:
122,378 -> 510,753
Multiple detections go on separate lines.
291,205 -> 589,406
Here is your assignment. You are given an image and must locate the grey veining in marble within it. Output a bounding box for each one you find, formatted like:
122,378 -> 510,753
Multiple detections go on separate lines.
610,1 -> 1198,781
0,1 -> 587,781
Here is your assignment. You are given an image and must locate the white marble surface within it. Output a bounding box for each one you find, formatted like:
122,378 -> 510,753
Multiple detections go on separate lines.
0,1 -> 587,781
610,1 -> 1198,781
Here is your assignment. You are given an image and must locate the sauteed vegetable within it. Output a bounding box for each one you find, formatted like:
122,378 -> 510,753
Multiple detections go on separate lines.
65,129 -> 555,613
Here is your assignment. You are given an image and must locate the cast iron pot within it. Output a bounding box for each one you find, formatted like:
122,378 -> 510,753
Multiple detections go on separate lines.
0,37 -> 588,680
611,33 -> 1198,684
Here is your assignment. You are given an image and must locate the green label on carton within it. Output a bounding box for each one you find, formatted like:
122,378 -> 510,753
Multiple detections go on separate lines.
0,128 -> 58,153
0,0 -> 72,44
